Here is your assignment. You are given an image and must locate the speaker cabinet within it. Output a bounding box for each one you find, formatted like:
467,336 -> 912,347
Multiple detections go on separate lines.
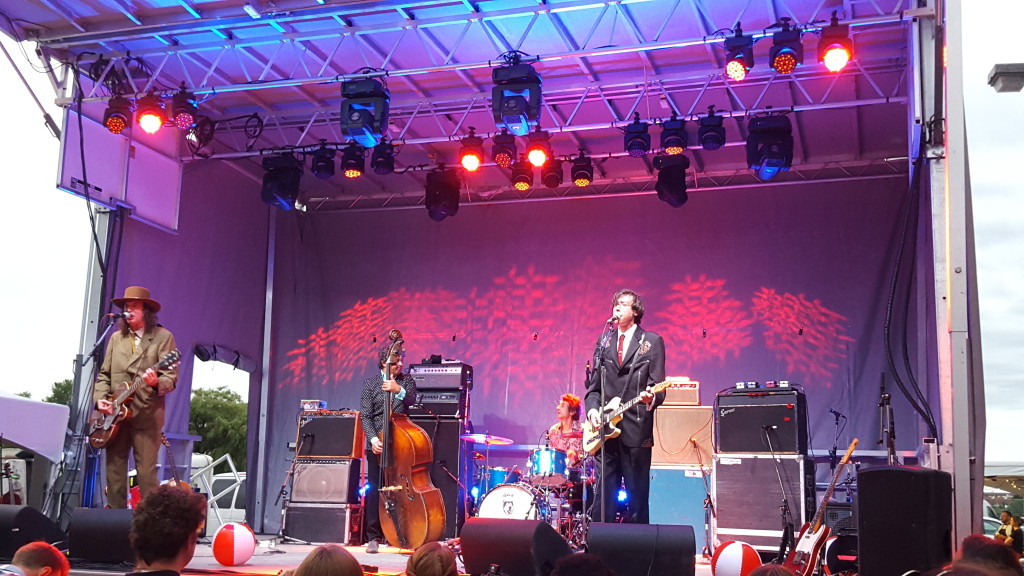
461,518 -> 571,576
587,522 -> 696,576
653,406 -> 713,467
856,466 -> 952,576
284,503 -> 359,545
649,467 -> 710,552
410,417 -> 468,538
296,411 -> 363,459
0,505 -> 65,557
715,389 -> 808,454
292,460 -> 361,504
68,507 -> 133,564
824,501 -> 855,535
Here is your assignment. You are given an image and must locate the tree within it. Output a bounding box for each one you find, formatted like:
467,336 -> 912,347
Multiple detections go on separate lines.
43,379 -> 73,406
15,391 -> 30,398
189,387 -> 247,473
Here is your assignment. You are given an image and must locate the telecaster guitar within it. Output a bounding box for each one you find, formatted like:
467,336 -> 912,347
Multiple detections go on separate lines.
88,350 -> 181,449
582,381 -> 670,455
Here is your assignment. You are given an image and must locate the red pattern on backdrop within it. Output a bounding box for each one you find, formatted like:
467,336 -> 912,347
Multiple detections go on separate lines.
654,275 -> 755,365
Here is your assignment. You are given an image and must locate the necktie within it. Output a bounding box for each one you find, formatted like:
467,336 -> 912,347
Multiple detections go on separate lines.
617,333 -> 625,364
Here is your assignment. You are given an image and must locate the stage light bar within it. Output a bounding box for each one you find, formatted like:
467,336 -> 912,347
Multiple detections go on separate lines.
459,129 -> 484,172
103,96 -> 132,135
341,143 -> 365,178
724,24 -> 754,81
571,153 -> 593,187
660,114 -> 686,155
169,88 -> 197,130
769,18 -> 803,75
525,128 -> 550,167
136,92 -> 166,134
653,153 -> 690,208
340,78 -> 390,148
491,128 -> 517,168
818,12 -> 853,73
541,158 -> 563,188
623,113 -> 650,158
698,106 -> 726,151
371,142 -> 396,175
746,114 -> 794,181
261,154 -> 302,210
425,166 -> 461,221
310,145 -> 336,180
492,63 -> 542,136
511,155 -> 533,191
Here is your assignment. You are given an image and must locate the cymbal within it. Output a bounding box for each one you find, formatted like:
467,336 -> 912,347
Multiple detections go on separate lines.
459,433 -> 513,445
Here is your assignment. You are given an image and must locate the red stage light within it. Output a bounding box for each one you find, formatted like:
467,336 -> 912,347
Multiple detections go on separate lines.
821,45 -> 851,72
772,51 -> 798,74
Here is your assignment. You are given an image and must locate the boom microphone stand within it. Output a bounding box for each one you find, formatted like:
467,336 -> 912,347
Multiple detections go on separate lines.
763,426 -> 796,563
877,373 -> 899,465
275,434 -> 310,544
692,438 -> 716,559
592,317 -> 616,525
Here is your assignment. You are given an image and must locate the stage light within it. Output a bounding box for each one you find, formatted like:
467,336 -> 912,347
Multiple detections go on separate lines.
746,114 -> 794,181
491,55 -> 542,136
511,155 -> 533,191
660,113 -> 686,155
571,153 -> 593,187
136,92 -> 166,134
169,88 -> 197,130
103,96 -> 132,135
491,128 -> 517,168
653,153 -> 690,208
724,24 -> 754,81
540,158 -> 563,188
818,12 -> 852,73
459,129 -> 484,172
769,18 -> 803,75
425,165 -> 461,221
525,128 -> 550,167
340,77 -> 390,148
310,145 -> 336,180
617,489 -> 628,502
623,113 -> 650,158
340,143 -> 365,178
371,141 -> 396,175
698,105 -> 726,151
261,154 -> 302,210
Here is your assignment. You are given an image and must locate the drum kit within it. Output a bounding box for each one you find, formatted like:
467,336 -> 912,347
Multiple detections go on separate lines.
460,432 -> 593,549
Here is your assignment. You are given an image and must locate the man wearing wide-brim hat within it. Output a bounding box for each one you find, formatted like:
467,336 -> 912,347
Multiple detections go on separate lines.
93,286 -> 178,508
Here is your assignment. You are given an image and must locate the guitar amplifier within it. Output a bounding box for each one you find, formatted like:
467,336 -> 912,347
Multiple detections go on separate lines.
409,363 -> 473,390
296,411 -> 364,459
408,389 -> 468,418
714,388 -> 808,454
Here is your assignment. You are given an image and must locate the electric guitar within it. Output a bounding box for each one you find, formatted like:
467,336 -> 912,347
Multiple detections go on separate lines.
160,433 -> 191,490
89,349 -> 181,449
582,381 -> 671,455
782,438 -> 859,576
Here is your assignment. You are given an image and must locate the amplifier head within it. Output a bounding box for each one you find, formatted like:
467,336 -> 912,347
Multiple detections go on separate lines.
409,362 -> 474,390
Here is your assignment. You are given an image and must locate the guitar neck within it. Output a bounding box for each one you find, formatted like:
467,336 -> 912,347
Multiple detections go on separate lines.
603,381 -> 668,423
114,375 -> 148,406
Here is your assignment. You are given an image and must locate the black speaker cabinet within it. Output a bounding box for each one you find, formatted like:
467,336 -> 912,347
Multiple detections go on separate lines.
284,503 -> 358,545
0,505 -> 65,557
652,406 -> 713,467
292,460 -> 361,504
715,389 -> 808,454
410,417 -> 468,538
296,411 -> 363,459
587,523 -> 696,576
824,501 -> 855,535
68,507 -> 133,564
857,466 -> 952,576
461,518 -> 571,576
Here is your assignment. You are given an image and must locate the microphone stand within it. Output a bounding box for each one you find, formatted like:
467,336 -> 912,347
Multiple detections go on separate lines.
276,434 -> 309,544
877,373 -> 899,465
764,427 -> 795,563
593,320 -> 615,525
692,438 -> 716,559
829,411 -> 841,475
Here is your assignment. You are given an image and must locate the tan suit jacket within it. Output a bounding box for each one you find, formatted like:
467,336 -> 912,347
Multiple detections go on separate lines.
94,325 -> 178,429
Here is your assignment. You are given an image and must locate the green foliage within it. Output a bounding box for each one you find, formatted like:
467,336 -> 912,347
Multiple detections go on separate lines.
15,391 -> 31,398
43,379 -> 73,406
189,387 -> 248,473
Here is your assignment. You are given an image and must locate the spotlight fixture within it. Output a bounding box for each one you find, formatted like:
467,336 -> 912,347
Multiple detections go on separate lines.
746,114 -> 794,181
724,23 -> 754,81
491,128 -> 517,168
623,112 -> 651,158
310,144 -> 336,180
540,158 -> 563,188
371,141 -> 396,175
698,105 -> 727,151
525,128 -> 551,167
653,154 -> 690,207
818,12 -> 853,73
135,92 -> 166,135
571,152 -> 594,187
510,155 -> 534,191
425,165 -> 461,221
660,113 -> 686,155
169,87 -> 197,130
491,52 -> 542,136
261,154 -> 302,210
340,77 -> 390,148
340,143 -> 366,178
103,96 -> 132,135
459,128 -> 485,172
769,18 -> 803,75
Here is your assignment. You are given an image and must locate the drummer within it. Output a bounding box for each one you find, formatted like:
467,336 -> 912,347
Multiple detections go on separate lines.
547,393 -> 583,467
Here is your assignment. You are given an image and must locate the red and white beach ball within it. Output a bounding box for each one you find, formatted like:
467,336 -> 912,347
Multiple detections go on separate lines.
711,541 -> 762,576
213,522 -> 257,566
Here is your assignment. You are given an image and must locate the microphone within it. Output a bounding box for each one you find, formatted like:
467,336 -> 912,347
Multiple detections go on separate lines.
106,311 -> 130,319
606,315 -> 620,325
828,408 -> 846,419
762,425 -> 777,430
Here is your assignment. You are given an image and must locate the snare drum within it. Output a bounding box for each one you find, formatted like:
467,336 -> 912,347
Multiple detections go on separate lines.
476,483 -> 548,520
527,448 -> 568,486
477,466 -> 521,496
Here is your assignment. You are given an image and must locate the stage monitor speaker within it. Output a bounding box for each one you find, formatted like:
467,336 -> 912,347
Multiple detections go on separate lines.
410,417 -> 467,538
292,460 -> 361,504
0,505 -> 65,557
715,389 -> 808,454
856,466 -> 952,576
587,522 -> 696,576
284,503 -> 358,545
652,406 -> 713,467
460,518 -> 571,576
68,507 -> 133,564
296,411 -> 363,459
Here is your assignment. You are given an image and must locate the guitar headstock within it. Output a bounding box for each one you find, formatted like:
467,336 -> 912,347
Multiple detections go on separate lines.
160,433 -> 170,447
158,349 -> 182,371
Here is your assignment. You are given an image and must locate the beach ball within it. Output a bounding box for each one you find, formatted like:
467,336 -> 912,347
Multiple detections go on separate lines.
213,522 -> 257,566
711,540 -> 762,576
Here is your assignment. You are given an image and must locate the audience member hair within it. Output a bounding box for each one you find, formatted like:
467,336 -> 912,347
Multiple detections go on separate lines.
748,564 -> 798,576
130,484 -> 207,567
956,534 -> 1023,576
550,553 -> 615,576
293,544 -> 363,576
404,542 -> 458,576
11,542 -> 69,576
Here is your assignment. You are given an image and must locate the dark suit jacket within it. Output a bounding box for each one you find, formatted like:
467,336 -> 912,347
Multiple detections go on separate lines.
360,372 -> 418,449
93,326 -> 178,429
585,326 -> 666,447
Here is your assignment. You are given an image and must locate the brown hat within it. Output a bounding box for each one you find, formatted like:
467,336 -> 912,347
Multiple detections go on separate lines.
112,286 -> 161,312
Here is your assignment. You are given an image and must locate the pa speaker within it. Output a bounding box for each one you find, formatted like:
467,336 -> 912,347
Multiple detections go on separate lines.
411,417 -> 468,538
460,518 -> 571,576
292,460 -> 361,504
296,411 -> 363,459
0,505 -> 65,557
856,466 -> 952,576
586,522 -> 696,576
68,507 -> 133,564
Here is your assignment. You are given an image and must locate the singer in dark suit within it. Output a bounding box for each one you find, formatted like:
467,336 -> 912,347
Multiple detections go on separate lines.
585,289 -> 666,523
359,343 -> 417,553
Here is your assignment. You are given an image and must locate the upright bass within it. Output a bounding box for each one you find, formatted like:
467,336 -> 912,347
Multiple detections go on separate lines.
377,329 -> 446,549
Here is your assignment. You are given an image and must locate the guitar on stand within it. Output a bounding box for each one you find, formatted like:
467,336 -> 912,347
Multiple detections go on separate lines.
782,439 -> 859,576
582,381 -> 671,455
160,434 -> 190,490
88,350 -> 181,449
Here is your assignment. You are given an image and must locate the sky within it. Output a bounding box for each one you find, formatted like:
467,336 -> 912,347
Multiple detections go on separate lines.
0,2 -> 1021,462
